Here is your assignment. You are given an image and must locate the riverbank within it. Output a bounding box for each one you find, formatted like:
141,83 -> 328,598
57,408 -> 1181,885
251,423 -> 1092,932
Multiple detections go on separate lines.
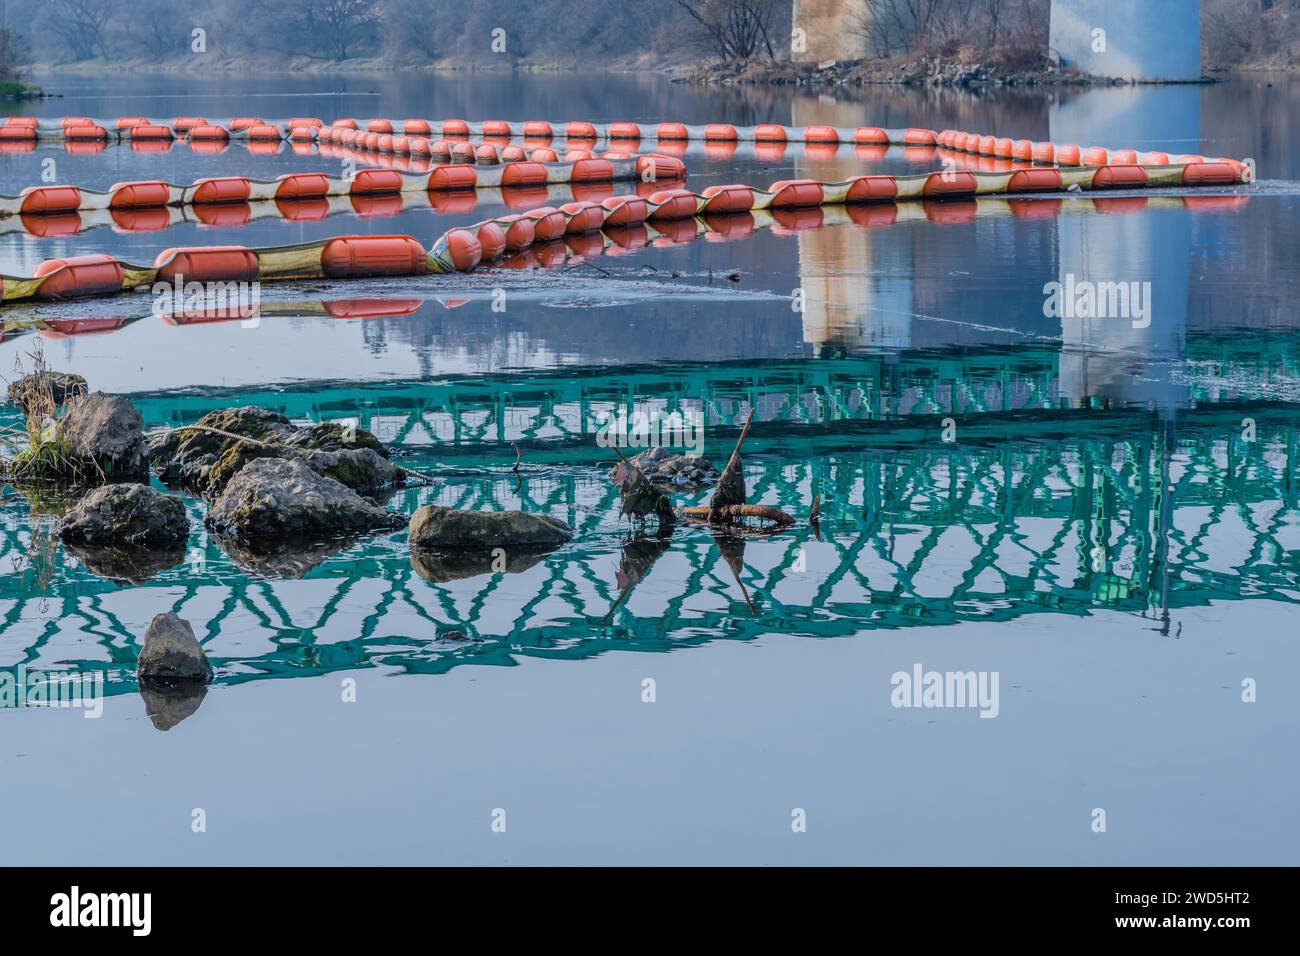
677,50 -> 1214,91
0,79 -> 51,99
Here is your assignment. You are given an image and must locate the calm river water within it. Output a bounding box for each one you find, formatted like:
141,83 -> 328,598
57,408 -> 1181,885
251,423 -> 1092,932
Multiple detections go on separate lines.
0,71 -> 1297,865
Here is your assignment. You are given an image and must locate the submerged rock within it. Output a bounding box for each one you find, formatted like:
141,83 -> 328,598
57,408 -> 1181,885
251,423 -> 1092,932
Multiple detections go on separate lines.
139,676 -> 208,731
408,505 -> 572,550
608,447 -> 719,491
6,370 -> 88,417
150,406 -> 398,497
55,392 -> 150,481
206,457 -> 405,540
60,483 -> 189,547
65,541 -> 186,584
138,612 -> 212,681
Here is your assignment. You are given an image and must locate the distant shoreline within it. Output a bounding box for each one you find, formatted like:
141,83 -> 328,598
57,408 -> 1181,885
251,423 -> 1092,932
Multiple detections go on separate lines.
20,54 -> 1296,84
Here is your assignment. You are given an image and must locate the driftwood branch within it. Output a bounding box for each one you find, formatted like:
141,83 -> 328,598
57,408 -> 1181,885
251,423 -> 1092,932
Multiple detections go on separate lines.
680,504 -> 795,526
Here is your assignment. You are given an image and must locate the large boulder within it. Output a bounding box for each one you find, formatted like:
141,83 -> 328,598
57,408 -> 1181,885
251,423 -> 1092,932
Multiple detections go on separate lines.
150,406 -> 397,497
55,392 -> 149,481
205,440 -> 398,499
206,457 -> 405,540
149,406 -> 297,487
408,505 -> 572,550
6,370 -> 88,418
137,612 -> 212,681
60,483 -> 189,547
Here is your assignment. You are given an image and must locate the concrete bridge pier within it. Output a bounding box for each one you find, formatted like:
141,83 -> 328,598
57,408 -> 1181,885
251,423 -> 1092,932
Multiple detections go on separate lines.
792,0 -> 870,62
1050,0 -> 1203,81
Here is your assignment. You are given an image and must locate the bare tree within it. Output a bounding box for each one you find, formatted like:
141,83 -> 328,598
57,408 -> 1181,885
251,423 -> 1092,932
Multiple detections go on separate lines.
673,0 -> 782,62
294,0 -> 380,61
44,0 -> 117,60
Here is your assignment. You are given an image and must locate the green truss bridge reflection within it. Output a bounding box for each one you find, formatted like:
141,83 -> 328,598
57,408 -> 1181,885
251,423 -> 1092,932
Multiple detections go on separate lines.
2,331 -> 1298,706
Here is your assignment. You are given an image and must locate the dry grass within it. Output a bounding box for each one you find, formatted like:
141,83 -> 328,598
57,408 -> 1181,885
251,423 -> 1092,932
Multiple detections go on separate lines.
0,345 -> 97,483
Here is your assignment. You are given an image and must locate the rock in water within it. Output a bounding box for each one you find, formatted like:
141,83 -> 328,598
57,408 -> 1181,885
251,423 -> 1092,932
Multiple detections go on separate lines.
149,406 -> 398,497
205,440 -> 397,499
149,406 -> 298,487
408,505 -> 572,549
6,370 -> 88,417
137,612 -> 212,681
607,447 -> 719,491
60,483 -> 189,546
206,457 -> 405,539
56,392 -> 150,481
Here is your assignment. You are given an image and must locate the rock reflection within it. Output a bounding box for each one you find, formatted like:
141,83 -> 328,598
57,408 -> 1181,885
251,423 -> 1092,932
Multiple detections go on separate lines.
410,546 -> 552,583
65,541 -> 186,584
138,676 -> 208,731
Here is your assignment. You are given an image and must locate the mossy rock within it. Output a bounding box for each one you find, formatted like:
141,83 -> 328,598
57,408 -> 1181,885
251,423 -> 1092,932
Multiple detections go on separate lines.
286,422 -> 389,458
205,439 -> 282,496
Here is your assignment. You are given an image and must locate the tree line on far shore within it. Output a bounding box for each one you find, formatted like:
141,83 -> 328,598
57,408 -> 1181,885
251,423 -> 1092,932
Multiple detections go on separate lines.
0,0 -> 1292,73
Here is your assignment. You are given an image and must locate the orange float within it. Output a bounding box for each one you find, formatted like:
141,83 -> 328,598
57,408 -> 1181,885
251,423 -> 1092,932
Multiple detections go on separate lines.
922,171 -> 977,197
700,184 -> 754,213
191,177 -> 252,203
647,188 -> 697,220
154,246 -> 260,283
19,186 -> 82,215
804,125 -> 839,144
350,169 -> 404,194
109,181 -> 170,208
427,165 -> 478,191
570,158 -> 615,182
523,207 -> 568,241
475,221 -> 508,259
131,125 -> 175,140
1007,169 -> 1064,192
499,215 -> 536,252
601,196 -> 649,227
33,254 -> 124,301
64,125 -> 108,140
321,236 -> 427,278
275,173 -> 331,199
501,161 -> 548,187
560,200 -> 605,233
768,180 -> 824,208
845,176 -> 898,203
